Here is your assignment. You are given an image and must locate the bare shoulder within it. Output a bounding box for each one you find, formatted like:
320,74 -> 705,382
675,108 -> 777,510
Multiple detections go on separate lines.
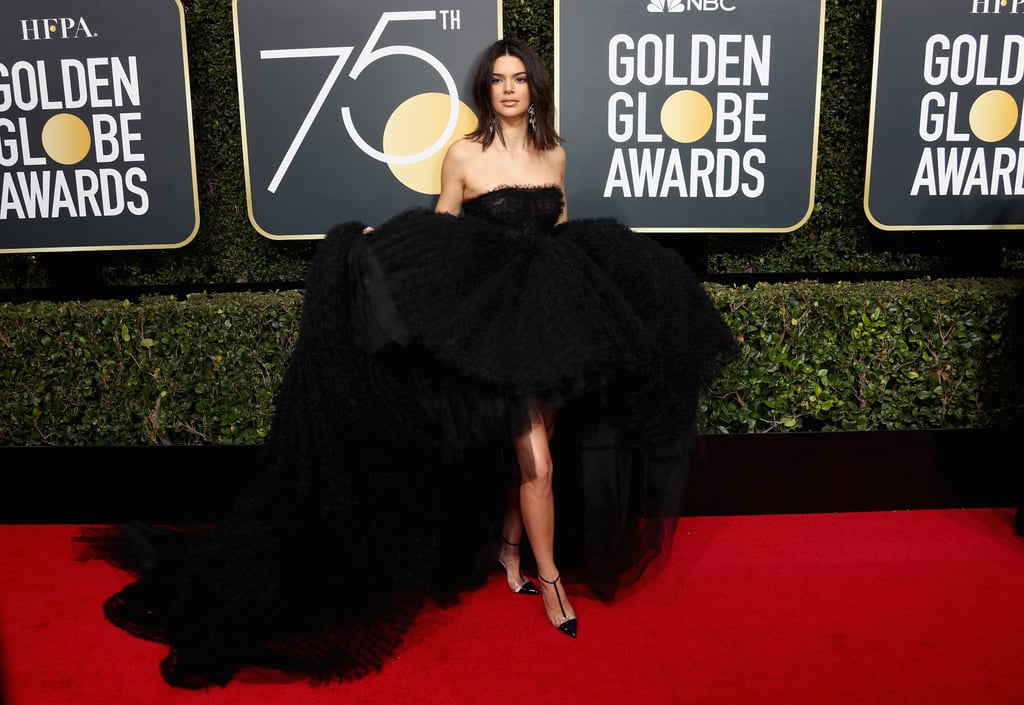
438,138 -> 480,214
545,145 -> 567,185
444,137 -> 482,165
438,138 -> 478,189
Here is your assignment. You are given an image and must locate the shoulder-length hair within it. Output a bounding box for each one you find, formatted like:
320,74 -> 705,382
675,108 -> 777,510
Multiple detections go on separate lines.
465,38 -> 564,151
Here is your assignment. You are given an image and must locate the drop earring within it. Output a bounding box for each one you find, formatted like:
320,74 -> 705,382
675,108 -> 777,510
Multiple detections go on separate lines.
528,104 -> 536,132
489,116 -> 495,133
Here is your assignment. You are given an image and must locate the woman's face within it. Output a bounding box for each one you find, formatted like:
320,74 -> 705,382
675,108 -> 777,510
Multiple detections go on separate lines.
490,54 -> 531,121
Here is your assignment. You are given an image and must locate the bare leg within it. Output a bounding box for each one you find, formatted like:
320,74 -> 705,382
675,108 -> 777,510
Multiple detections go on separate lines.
498,469 -> 537,593
513,408 -> 576,634
501,476 -> 525,545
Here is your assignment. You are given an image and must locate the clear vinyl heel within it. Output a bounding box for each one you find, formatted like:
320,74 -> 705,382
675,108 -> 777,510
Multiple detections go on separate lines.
497,536 -> 540,595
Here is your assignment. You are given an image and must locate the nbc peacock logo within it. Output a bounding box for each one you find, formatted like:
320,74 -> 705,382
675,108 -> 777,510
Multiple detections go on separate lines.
646,0 -> 736,12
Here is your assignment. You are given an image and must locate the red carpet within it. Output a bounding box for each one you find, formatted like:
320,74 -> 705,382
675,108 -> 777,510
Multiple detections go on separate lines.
2,509 -> 1022,705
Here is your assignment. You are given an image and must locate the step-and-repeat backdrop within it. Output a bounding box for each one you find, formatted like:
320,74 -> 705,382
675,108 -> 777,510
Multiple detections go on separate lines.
235,0 -> 500,238
865,0 -> 1024,230
4,0 -> 1020,253
1,0 -> 199,253
555,0 -> 826,233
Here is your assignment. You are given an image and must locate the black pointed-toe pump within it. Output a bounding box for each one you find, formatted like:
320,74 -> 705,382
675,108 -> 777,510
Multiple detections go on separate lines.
538,572 -> 577,638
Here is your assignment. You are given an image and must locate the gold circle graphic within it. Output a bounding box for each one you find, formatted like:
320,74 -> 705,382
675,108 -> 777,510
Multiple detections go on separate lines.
661,90 -> 713,144
41,113 -> 91,164
384,93 -> 477,194
969,89 -> 1018,143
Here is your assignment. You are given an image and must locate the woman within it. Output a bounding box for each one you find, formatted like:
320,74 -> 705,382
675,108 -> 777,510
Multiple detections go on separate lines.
436,37 -> 574,636
76,38 -> 738,688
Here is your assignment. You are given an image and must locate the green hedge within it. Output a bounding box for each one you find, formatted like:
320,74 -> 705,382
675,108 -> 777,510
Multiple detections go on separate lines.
707,278 -> 1023,432
3,278 -> 1021,446
0,293 -> 301,445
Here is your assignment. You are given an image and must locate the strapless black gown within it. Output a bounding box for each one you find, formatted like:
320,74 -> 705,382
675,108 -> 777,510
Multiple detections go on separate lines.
75,185 -> 738,689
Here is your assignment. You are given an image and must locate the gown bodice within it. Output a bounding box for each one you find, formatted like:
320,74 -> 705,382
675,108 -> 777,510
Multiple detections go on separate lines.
461,186 -> 563,238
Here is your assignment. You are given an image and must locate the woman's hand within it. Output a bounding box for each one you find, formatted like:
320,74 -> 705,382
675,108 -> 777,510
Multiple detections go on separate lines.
362,226 -> 375,235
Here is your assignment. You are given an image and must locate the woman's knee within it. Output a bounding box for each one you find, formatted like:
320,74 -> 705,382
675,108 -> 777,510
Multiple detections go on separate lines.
521,455 -> 554,491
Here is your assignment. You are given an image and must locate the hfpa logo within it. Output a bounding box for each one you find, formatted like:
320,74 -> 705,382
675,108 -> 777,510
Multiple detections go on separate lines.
647,0 -> 737,11
971,0 -> 1024,11
19,17 -> 97,40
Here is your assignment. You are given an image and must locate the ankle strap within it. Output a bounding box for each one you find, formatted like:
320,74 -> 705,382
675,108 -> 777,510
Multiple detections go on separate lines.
501,535 -> 520,547
538,572 -> 561,585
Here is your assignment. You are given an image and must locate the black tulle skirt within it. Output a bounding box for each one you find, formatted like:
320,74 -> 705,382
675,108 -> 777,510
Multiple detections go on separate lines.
75,186 -> 739,689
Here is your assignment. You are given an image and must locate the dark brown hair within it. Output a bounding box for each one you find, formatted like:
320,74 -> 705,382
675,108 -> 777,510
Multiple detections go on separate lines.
466,38 -> 563,151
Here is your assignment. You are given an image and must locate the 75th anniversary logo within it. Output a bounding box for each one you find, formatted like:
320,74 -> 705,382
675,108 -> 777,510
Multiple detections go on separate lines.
234,0 -> 499,239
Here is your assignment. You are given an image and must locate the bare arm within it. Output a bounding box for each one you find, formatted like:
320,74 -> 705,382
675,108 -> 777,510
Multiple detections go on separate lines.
554,147 -> 568,224
435,140 -> 468,215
